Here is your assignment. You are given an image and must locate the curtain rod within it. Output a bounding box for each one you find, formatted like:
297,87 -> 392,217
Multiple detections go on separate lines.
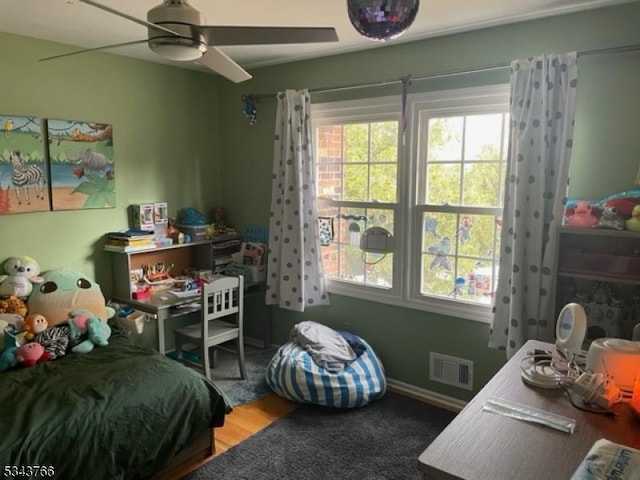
246,42 -> 640,101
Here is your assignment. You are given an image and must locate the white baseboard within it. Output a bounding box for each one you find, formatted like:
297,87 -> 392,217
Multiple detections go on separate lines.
386,378 -> 467,413
243,336 -> 267,348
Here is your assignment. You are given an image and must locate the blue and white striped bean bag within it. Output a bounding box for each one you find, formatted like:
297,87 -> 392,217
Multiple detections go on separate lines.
266,338 -> 386,408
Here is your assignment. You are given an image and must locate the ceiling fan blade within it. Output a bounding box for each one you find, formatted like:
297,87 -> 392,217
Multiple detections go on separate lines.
78,0 -> 179,36
196,47 -> 252,83
196,26 -> 338,46
39,39 -> 149,62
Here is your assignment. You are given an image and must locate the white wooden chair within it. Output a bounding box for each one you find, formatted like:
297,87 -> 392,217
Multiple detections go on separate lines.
173,275 -> 246,380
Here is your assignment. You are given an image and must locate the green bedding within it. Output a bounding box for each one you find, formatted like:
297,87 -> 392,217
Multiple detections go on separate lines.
0,330 -> 230,480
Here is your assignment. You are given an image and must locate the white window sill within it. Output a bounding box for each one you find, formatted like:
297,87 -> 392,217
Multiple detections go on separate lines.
326,281 -> 493,324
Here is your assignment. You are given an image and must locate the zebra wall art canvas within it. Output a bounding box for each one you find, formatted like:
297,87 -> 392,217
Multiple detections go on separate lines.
0,115 -> 50,214
47,118 -> 114,210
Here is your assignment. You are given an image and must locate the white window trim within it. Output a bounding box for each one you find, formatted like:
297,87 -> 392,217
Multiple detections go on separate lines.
312,84 -> 510,324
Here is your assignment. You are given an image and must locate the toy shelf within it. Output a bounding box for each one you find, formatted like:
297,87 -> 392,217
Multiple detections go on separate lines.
553,225 -> 640,340
107,235 -> 240,301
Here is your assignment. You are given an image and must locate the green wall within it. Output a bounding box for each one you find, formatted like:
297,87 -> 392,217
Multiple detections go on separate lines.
217,3 -> 640,400
0,32 -> 223,293
2,3 -> 640,401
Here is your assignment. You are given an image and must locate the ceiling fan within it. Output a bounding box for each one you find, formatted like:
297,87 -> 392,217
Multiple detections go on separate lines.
40,0 -> 339,83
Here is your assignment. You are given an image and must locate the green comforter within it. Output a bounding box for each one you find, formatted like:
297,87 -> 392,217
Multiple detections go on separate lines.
0,330 -> 230,480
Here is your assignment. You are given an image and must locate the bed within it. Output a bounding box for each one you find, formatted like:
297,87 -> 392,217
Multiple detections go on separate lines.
0,328 -> 230,480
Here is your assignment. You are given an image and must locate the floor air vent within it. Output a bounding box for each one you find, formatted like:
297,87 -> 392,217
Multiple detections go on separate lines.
429,352 -> 473,391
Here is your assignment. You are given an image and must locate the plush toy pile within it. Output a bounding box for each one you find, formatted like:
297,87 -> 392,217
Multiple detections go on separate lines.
0,258 -> 115,372
564,189 -> 640,231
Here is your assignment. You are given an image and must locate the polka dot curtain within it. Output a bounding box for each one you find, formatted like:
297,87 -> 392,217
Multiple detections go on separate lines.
266,90 -> 330,312
489,53 -> 578,358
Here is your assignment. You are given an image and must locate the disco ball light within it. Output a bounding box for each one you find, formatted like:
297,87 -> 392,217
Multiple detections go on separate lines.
347,0 -> 420,42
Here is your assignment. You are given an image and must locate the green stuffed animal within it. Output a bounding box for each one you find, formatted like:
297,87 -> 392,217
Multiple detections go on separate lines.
27,267 -> 115,328
68,309 -> 111,354
0,347 -> 18,372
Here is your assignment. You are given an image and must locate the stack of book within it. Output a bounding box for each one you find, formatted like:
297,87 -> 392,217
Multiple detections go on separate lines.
104,230 -> 156,253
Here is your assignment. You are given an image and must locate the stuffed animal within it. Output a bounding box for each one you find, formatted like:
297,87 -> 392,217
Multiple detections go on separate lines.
27,267 -> 115,328
23,313 -> 48,341
0,313 -> 26,350
0,296 -> 28,318
0,256 -> 43,299
594,206 -> 626,230
566,201 -> 598,228
626,204 -> 640,231
33,325 -> 70,360
68,309 -> 111,354
0,347 -> 18,371
16,342 -> 50,367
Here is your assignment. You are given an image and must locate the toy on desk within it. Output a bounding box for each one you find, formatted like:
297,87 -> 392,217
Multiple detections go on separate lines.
130,203 -> 155,231
141,262 -> 173,280
142,262 -> 175,294
173,275 -> 204,293
132,286 -> 151,300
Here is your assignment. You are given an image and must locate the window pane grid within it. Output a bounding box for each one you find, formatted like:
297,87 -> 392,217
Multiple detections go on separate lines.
316,115 -> 399,289
317,202 -> 396,288
314,85 -> 510,317
317,121 -> 398,203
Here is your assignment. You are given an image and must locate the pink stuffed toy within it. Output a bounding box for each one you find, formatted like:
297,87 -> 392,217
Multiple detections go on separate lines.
567,201 -> 598,228
16,342 -> 50,367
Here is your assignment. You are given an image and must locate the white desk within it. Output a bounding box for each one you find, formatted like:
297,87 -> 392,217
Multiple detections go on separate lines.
114,281 -> 269,354
418,340 -> 640,480
114,291 -> 201,354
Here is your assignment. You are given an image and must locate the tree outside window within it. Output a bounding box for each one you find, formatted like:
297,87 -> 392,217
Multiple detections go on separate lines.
313,85 -> 510,321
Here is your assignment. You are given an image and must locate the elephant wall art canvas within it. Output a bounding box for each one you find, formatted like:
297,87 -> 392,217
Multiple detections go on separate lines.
47,118 -> 115,211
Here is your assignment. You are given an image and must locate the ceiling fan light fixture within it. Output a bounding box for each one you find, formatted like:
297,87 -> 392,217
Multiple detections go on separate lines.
148,37 -> 207,61
347,0 -> 420,42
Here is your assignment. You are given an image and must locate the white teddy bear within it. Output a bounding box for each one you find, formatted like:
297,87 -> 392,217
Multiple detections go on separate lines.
0,256 -> 44,299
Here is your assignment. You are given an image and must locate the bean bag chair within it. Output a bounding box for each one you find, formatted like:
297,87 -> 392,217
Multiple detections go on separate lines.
266,334 -> 386,408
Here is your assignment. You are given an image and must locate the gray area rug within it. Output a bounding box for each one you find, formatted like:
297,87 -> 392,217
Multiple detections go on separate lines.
208,345 -> 276,406
185,391 -> 456,480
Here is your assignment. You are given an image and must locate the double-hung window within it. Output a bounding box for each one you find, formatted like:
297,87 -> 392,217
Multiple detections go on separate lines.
313,85 -> 510,321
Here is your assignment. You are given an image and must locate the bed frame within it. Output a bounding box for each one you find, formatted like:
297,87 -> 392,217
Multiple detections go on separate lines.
151,428 -> 215,480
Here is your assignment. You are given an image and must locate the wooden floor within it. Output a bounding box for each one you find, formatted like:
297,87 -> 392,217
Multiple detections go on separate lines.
214,393 -> 297,456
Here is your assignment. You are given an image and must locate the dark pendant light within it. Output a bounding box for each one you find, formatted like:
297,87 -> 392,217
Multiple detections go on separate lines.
347,0 -> 420,42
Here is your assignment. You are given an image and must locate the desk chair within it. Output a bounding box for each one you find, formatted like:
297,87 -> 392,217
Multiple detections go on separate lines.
173,275 -> 247,380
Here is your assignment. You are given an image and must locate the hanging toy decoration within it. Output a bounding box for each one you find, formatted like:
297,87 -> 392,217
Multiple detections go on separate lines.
242,94 -> 258,125
423,217 -> 439,237
347,0 -> 420,42
337,214 -> 370,246
450,276 -> 466,297
348,222 -> 361,246
457,216 -> 472,244
428,236 -> 451,270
